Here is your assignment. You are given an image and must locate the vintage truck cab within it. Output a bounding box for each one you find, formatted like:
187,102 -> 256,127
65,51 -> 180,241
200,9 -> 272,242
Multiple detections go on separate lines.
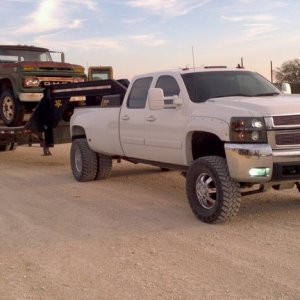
0,45 -> 85,126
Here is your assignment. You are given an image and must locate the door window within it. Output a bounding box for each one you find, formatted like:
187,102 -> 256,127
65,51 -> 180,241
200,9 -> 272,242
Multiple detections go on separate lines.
156,75 -> 180,96
127,77 -> 153,108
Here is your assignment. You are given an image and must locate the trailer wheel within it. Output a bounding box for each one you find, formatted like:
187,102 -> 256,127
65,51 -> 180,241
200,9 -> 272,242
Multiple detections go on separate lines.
70,138 -> 98,182
96,153 -> 112,180
9,142 -> 17,151
0,142 -> 17,152
0,144 -> 9,152
186,156 -> 241,224
0,90 -> 25,126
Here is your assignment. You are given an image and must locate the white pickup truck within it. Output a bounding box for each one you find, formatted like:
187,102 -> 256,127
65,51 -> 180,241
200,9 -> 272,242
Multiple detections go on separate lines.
70,67 -> 300,223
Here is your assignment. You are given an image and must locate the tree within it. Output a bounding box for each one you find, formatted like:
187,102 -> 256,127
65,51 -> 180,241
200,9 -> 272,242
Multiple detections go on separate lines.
275,59 -> 300,83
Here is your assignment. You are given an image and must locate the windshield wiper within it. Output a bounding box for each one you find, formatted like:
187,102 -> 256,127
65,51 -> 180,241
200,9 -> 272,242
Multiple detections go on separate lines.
211,93 -> 253,99
253,92 -> 280,97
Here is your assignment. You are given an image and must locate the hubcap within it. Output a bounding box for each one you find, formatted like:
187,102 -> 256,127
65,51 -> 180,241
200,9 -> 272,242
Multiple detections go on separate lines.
2,96 -> 15,121
195,173 -> 217,209
74,148 -> 83,173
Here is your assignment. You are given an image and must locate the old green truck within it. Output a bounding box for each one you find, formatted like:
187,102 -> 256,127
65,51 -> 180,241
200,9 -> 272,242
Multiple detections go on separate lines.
0,45 -> 85,126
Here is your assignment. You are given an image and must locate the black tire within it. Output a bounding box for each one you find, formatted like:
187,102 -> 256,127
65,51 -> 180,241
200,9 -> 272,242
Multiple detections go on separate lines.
0,144 -> 9,152
0,142 -> 17,152
9,142 -> 17,151
186,156 -> 241,224
0,90 -> 25,126
96,153 -> 112,180
70,138 -> 98,182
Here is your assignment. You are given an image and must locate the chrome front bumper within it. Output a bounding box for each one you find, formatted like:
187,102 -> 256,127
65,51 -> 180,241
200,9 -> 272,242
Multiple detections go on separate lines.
19,92 -> 44,102
19,92 -> 85,102
225,143 -> 300,182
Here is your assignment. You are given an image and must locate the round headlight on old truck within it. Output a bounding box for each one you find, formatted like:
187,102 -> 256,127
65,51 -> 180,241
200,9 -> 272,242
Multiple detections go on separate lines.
73,77 -> 85,83
23,77 -> 40,87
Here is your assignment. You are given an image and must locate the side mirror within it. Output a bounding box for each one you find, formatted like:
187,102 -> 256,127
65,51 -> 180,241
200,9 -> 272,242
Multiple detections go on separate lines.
281,82 -> 291,94
148,88 -> 164,110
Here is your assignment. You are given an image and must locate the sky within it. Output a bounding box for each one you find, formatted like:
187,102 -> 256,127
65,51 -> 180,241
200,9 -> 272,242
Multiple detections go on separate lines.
1,0 -> 300,80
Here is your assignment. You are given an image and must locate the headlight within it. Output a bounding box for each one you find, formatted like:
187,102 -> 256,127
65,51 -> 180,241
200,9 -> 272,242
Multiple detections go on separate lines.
73,77 -> 85,83
23,77 -> 40,87
230,117 -> 267,143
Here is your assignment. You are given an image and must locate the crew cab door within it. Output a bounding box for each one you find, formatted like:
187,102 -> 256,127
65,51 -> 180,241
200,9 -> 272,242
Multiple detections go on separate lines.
144,75 -> 186,164
119,77 -> 152,159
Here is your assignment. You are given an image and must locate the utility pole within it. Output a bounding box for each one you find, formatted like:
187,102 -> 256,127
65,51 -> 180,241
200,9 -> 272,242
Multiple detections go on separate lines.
270,60 -> 273,83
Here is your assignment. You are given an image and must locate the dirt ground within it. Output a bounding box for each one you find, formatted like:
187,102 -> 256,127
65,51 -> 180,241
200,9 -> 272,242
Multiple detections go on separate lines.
0,144 -> 299,300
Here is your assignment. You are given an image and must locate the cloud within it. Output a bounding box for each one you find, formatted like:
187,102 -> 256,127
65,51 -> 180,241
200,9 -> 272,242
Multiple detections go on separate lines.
222,15 -> 274,22
34,35 -> 125,52
12,0 -> 99,35
221,13 -> 276,40
14,0 -> 64,34
69,19 -> 83,29
130,34 -> 167,46
242,23 -> 275,38
68,0 -> 99,11
122,17 -> 145,25
127,0 -> 211,17
236,0 -> 288,8
34,32 -> 167,53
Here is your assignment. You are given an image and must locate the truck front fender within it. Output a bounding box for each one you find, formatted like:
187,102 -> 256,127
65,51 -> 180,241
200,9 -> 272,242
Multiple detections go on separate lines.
186,116 -> 230,141
184,116 -> 230,164
0,78 -> 15,95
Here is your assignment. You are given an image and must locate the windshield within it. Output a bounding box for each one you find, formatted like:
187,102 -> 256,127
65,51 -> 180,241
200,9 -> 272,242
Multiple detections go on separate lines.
181,71 -> 281,102
91,70 -> 110,80
0,49 -> 53,63
290,83 -> 300,94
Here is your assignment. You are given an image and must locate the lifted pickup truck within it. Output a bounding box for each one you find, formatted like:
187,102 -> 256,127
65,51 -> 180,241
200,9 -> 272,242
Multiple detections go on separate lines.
0,45 -> 85,126
68,67 -> 300,223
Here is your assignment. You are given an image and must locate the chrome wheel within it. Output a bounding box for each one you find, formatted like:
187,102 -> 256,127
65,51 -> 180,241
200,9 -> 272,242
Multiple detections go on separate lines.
187,156 -> 241,223
0,90 -> 25,126
2,95 -> 15,121
195,173 -> 217,209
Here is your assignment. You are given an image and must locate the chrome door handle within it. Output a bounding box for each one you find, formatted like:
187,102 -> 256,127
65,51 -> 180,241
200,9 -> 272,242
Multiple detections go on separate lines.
121,114 -> 130,121
146,115 -> 156,122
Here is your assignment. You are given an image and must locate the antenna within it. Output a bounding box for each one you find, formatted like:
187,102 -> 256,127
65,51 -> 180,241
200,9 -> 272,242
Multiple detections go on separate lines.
192,46 -> 195,71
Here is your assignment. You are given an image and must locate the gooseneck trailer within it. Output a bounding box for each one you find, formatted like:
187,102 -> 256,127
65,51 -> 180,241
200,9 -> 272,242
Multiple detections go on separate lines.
0,79 -> 128,154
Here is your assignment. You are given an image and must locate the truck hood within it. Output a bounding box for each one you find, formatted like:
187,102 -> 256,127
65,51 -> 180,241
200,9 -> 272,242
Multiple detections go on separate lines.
16,61 -> 83,69
0,61 -> 84,70
207,94 -> 300,116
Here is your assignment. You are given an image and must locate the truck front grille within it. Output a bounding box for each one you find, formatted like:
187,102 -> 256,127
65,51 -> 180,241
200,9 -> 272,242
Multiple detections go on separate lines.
267,115 -> 300,148
273,115 -> 300,126
275,133 -> 300,145
38,67 -> 72,71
